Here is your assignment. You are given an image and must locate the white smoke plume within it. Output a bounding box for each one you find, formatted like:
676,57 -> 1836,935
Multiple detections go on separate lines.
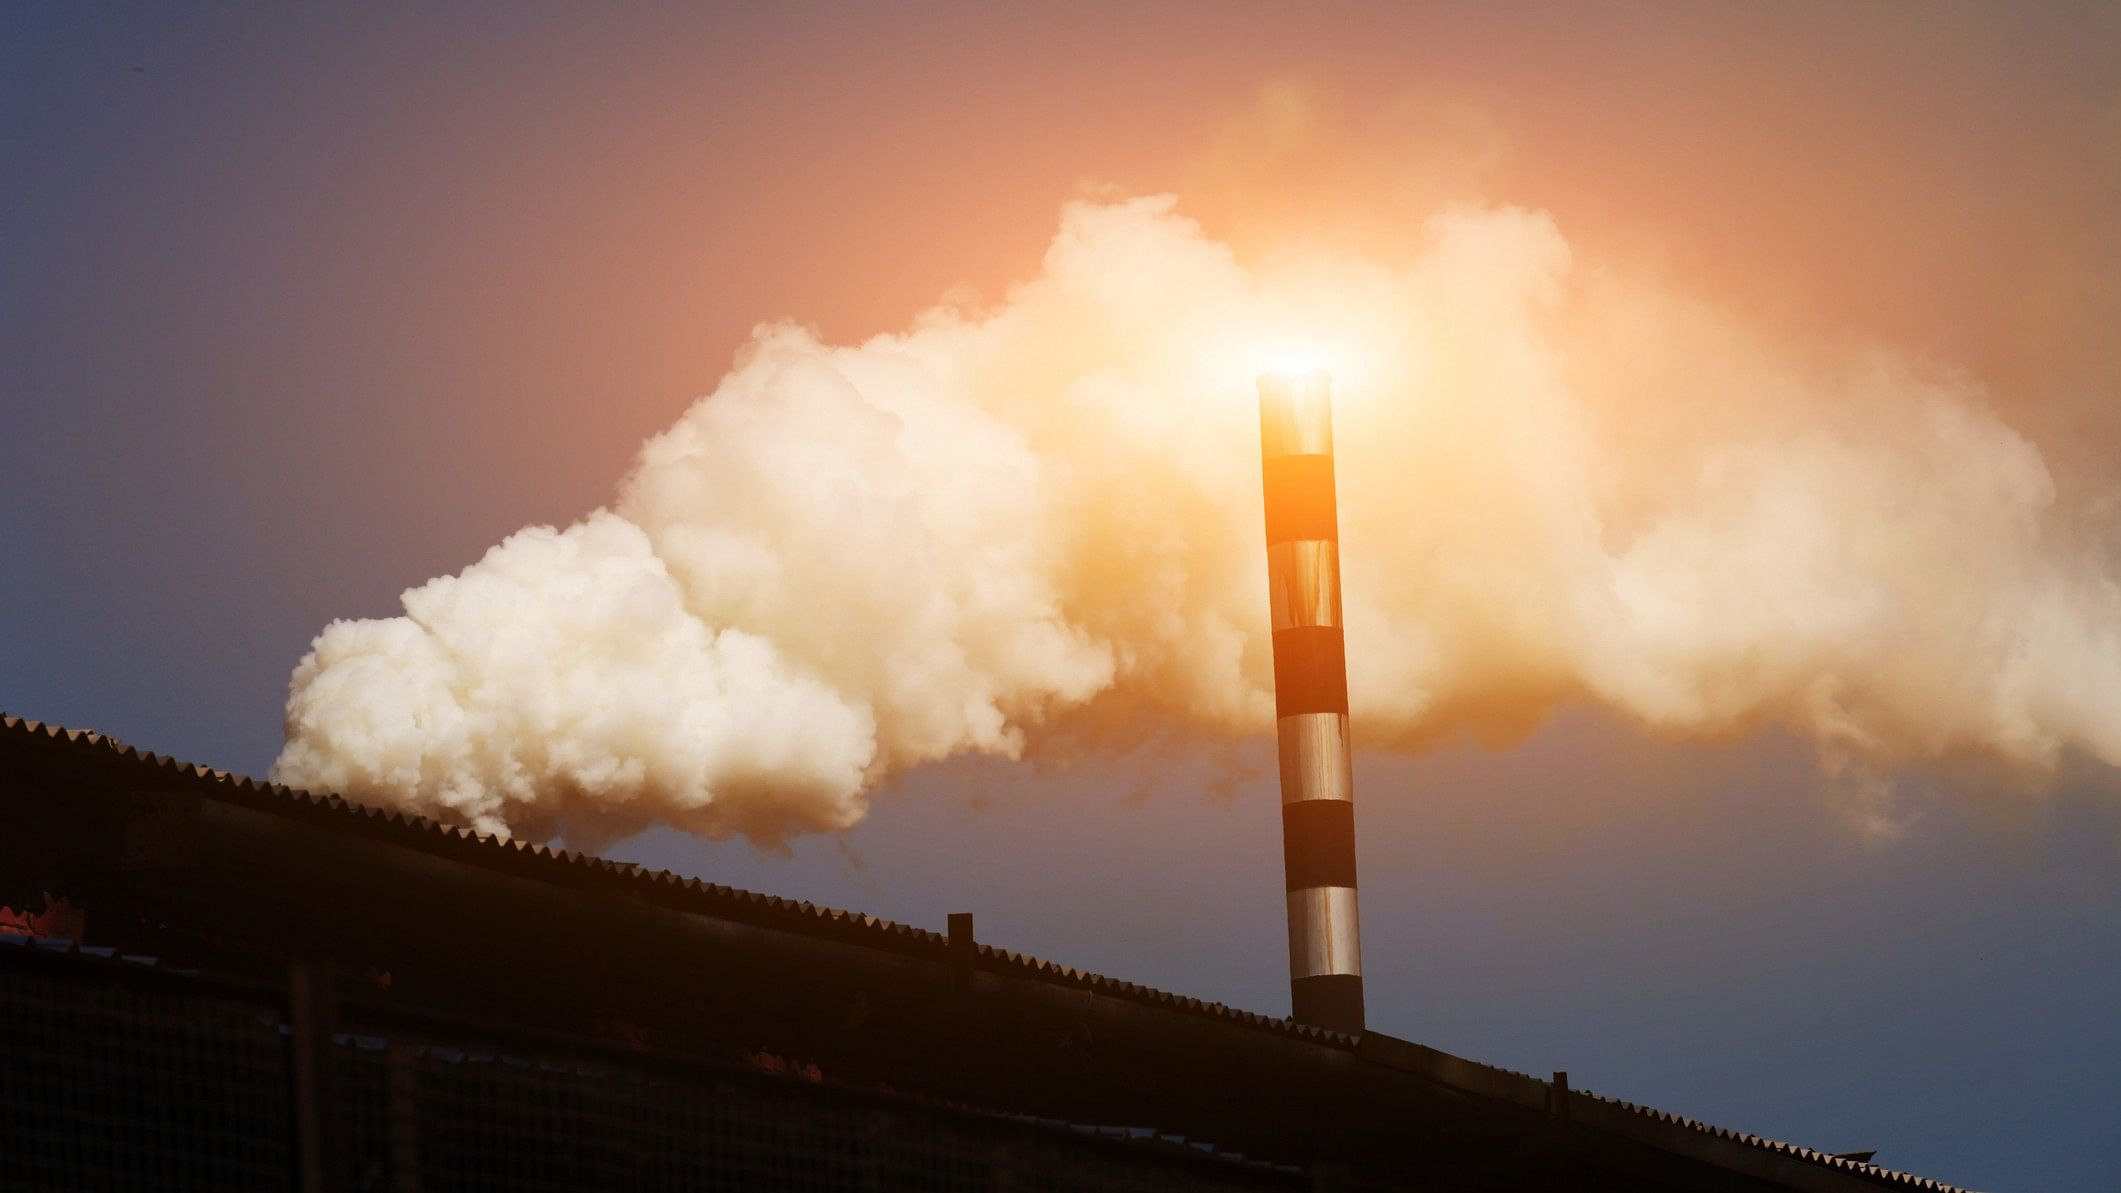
272,195 -> 2121,845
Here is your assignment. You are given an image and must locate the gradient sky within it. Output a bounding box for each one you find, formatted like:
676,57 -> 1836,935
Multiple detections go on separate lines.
7,5 -> 2120,1189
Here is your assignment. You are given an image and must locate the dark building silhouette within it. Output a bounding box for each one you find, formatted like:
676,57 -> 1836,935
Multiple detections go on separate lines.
0,714 -> 1968,1192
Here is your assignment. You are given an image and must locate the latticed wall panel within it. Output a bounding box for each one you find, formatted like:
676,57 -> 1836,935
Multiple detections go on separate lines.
0,957 -> 292,1191
0,953 -> 1298,1193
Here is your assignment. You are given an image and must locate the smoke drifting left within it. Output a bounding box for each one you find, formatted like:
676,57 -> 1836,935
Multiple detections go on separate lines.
274,194 -> 2121,848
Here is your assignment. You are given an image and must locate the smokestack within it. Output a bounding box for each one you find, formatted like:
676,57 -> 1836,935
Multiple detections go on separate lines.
1258,369 -> 1365,1033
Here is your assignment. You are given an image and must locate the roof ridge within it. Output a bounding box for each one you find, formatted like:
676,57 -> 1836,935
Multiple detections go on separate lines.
0,713 -> 1348,1046
0,712 -> 1980,1193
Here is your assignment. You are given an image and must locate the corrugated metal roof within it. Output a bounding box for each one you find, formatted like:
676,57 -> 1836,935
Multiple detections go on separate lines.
0,712 -> 1979,1193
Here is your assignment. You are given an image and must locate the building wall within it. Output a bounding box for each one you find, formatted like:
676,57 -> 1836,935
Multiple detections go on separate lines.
0,947 -> 1301,1193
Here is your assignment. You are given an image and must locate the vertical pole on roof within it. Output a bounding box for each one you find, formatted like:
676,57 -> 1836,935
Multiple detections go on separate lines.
948,912 -> 975,995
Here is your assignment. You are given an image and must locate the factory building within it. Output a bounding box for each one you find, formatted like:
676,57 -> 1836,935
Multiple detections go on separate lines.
0,714 -> 1966,1192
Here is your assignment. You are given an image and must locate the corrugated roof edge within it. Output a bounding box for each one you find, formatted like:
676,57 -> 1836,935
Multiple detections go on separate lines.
0,714 -> 1345,1046
0,713 -> 1977,1193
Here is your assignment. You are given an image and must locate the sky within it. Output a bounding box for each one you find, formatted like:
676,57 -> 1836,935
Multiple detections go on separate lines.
6,4 -> 2121,1188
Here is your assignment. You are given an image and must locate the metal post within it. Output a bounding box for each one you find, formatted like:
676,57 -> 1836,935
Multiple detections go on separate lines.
1259,370 -> 1365,1033
288,955 -> 340,1193
948,912 -> 975,996
390,1040 -> 421,1193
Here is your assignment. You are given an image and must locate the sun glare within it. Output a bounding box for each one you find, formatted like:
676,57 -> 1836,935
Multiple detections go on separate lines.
1264,346 -> 1327,376
1246,321 -> 1384,398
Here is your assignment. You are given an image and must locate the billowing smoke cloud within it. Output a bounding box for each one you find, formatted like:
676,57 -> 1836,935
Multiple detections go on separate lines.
272,195 -> 2121,845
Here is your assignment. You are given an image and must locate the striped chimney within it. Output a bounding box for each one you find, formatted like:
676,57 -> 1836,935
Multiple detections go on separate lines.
1258,369 -> 1364,1033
